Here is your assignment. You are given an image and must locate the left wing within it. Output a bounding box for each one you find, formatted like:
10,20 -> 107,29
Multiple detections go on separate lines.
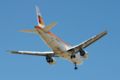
9,50 -> 58,57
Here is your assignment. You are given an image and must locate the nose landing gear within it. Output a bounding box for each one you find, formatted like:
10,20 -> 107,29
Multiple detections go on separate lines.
74,62 -> 78,70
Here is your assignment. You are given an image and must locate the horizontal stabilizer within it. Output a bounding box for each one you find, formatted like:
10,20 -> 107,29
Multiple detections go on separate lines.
43,22 -> 57,32
19,29 -> 35,33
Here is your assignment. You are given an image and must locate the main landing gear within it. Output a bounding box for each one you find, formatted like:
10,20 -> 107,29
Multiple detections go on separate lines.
74,62 -> 78,70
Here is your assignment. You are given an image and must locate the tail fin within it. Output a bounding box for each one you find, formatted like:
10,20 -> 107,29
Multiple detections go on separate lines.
35,6 -> 45,28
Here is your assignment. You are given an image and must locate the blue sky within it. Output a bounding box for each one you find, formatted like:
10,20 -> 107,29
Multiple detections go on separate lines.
0,0 -> 120,80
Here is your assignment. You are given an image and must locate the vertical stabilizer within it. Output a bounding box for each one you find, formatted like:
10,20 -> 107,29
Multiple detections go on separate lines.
35,6 -> 45,28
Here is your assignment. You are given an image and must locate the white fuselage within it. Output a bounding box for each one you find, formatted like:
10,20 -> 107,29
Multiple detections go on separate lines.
35,26 -> 85,65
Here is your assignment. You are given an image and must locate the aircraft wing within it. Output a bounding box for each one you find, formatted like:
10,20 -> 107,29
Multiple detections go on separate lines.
9,50 -> 58,57
68,31 -> 107,52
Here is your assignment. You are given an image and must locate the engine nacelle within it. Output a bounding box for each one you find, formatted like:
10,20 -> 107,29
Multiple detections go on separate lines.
79,48 -> 86,56
79,49 -> 88,59
46,56 -> 56,64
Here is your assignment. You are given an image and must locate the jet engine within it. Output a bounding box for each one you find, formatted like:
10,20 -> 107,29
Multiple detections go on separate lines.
79,49 -> 88,58
70,49 -> 87,59
79,49 -> 86,56
46,56 -> 56,64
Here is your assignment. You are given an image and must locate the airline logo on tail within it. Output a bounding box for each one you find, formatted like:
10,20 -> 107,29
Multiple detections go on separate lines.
35,6 -> 57,32
36,6 -> 45,28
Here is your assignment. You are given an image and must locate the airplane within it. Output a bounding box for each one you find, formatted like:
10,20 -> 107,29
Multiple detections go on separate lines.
9,6 -> 107,70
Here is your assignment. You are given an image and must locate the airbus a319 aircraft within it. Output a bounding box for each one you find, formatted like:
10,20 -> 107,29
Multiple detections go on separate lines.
9,6 -> 107,69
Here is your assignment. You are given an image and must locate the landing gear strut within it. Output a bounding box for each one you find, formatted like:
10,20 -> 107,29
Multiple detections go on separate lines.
74,62 -> 78,70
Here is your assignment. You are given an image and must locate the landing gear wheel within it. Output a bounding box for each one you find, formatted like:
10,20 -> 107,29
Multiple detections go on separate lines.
71,54 -> 76,59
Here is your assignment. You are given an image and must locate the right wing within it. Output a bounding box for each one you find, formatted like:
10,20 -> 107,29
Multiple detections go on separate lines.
9,50 -> 58,57
77,31 -> 107,49
68,31 -> 107,53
